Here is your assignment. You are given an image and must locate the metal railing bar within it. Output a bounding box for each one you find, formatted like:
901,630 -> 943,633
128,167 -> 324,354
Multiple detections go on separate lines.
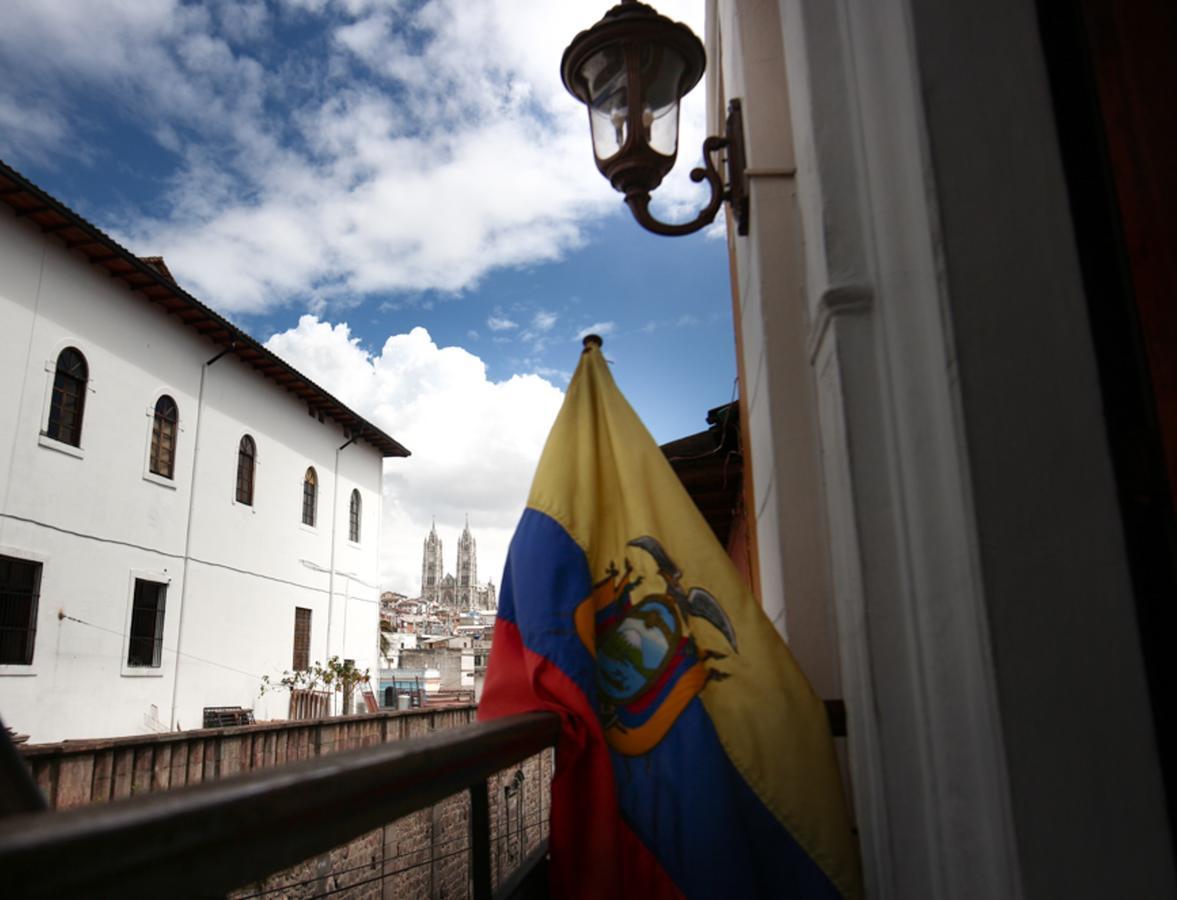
234,830 -> 467,899
302,840 -> 473,900
470,780 -> 492,900
493,837 -> 550,900
0,711 -> 559,899
218,795 -> 553,894
235,808 -> 552,900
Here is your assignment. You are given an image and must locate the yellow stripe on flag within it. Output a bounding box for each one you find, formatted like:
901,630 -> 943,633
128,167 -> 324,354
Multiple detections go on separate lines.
527,342 -> 862,899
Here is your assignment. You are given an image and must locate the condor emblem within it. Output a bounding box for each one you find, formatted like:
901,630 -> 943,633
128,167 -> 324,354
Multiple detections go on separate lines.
578,535 -> 738,756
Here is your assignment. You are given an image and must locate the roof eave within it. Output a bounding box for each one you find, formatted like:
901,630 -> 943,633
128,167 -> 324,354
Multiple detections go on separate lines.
0,159 -> 409,459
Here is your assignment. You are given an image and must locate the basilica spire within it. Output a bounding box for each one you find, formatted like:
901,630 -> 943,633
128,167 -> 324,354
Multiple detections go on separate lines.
420,519 -> 443,604
419,517 -> 494,611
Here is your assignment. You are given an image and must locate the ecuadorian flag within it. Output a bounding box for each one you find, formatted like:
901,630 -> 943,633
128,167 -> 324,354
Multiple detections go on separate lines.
479,339 -> 861,899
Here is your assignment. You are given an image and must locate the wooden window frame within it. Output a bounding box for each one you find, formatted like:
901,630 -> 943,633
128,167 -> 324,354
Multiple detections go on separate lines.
149,395 -> 179,479
349,489 -> 361,543
293,607 -> 312,671
302,468 -> 317,527
127,579 -> 167,669
236,435 -> 256,506
46,347 -> 87,447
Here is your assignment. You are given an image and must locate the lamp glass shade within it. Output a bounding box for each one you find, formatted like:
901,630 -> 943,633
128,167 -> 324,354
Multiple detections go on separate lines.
638,43 -> 687,156
582,47 -> 629,161
561,2 -> 707,196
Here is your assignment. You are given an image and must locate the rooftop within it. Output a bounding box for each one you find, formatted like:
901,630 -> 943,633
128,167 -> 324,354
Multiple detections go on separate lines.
0,158 -> 409,459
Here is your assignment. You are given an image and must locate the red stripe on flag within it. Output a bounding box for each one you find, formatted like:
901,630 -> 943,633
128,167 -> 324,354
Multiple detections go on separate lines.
480,618 -> 682,899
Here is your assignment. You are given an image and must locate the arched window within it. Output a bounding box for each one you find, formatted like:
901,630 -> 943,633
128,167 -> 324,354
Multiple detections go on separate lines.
47,347 -> 88,446
236,435 -> 256,505
149,395 -> 179,479
349,489 -> 361,542
302,467 -> 317,526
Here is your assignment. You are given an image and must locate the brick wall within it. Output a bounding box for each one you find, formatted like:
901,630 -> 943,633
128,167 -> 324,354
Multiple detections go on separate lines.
20,707 -> 553,898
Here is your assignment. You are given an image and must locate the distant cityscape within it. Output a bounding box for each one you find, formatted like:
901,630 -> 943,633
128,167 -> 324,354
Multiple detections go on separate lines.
377,518 -> 498,708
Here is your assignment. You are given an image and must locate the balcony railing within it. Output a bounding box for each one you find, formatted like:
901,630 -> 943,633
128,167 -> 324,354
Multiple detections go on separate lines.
0,711 -> 560,899
0,699 -> 846,898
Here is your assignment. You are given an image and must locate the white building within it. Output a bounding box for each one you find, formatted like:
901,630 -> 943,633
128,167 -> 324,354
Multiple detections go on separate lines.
700,0 -> 1175,897
0,160 -> 409,742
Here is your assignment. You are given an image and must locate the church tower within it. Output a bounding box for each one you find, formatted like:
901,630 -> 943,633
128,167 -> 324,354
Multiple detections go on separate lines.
420,519 -> 444,604
456,515 -> 477,611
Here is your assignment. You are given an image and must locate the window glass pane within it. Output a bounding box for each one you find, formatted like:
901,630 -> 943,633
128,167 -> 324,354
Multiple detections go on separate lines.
584,47 -> 629,160
639,43 -> 687,155
293,607 -> 312,670
59,348 -> 87,380
128,579 -> 167,668
0,555 -> 41,665
349,490 -> 361,542
150,396 -> 178,478
47,348 -> 87,447
236,435 -> 255,505
302,468 -> 317,526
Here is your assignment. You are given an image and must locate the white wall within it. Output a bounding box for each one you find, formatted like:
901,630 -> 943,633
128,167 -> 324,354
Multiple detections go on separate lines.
0,209 -> 385,741
706,0 -> 842,707
710,0 -> 1175,896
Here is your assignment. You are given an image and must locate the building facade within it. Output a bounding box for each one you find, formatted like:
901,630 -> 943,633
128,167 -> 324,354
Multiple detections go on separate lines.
417,518 -> 496,611
0,161 -> 409,743
419,523 -> 444,606
455,518 -> 476,609
704,0 -> 1175,897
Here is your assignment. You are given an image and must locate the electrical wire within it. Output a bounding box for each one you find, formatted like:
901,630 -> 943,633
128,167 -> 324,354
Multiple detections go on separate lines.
58,612 -> 267,681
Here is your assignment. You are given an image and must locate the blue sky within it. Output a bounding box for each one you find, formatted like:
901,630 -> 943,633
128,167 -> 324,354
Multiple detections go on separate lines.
0,0 -> 733,591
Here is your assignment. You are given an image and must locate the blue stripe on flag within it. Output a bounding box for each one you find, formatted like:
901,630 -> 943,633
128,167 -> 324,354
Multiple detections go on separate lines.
497,508 -> 597,706
612,698 -> 842,900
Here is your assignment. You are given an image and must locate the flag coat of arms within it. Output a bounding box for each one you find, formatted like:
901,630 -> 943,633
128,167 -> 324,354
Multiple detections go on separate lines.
479,339 -> 861,899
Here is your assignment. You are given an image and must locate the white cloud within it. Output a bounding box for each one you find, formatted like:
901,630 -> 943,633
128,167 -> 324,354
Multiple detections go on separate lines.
486,316 -> 518,332
703,219 -> 728,241
264,316 -> 565,593
0,96 -> 70,163
531,310 -> 558,333
532,366 -> 571,383
0,0 -> 711,313
576,321 -> 616,340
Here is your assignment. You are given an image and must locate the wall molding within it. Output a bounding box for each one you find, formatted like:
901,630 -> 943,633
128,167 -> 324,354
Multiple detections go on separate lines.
807,283 -> 874,363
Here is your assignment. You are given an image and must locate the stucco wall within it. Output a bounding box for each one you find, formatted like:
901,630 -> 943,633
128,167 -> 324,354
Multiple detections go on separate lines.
398,648 -> 464,692
709,0 -> 1175,896
0,208 -> 385,742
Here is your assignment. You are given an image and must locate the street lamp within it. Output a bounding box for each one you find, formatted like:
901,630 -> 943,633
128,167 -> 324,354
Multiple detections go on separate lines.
560,0 -> 748,237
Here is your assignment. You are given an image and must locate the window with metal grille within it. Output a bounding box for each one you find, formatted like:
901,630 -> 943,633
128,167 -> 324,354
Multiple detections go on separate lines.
293,607 -> 312,671
0,555 -> 41,665
149,395 -> 179,478
236,435 -> 256,505
127,579 -> 167,668
302,467 -> 317,526
349,489 -> 361,542
46,347 -> 87,447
